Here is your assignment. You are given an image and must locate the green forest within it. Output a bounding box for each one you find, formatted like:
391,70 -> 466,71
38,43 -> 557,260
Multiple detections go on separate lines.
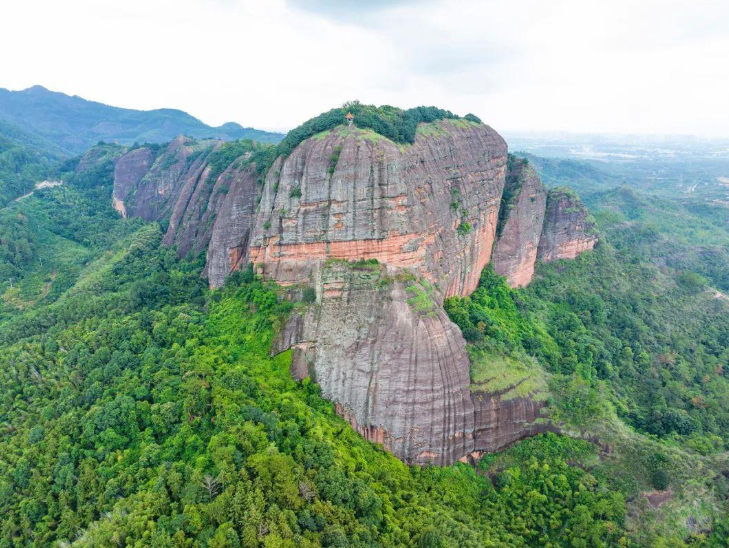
0,118 -> 62,207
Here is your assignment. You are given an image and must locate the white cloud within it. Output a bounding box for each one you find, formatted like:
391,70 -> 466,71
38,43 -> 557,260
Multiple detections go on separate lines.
0,0 -> 727,137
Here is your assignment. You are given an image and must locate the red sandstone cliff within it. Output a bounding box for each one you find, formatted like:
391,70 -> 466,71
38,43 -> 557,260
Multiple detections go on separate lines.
492,158 -> 547,287
249,120 -> 506,299
252,122 -> 550,464
538,187 -> 598,262
106,137 -> 262,286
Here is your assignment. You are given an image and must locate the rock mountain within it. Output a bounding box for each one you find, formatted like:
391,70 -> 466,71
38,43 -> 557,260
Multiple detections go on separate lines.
78,110 -> 597,465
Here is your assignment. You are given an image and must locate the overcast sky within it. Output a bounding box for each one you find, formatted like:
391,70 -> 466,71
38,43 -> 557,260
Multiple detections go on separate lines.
1,0 -> 728,137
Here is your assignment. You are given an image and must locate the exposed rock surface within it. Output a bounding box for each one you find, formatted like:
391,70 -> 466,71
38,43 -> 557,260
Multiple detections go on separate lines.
249,120 -> 507,299
492,158 -> 547,287
275,261 -> 550,465
107,137 -> 263,278
277,261 -> 475,465
205,165 -> 259,287
112,148 -> 155,218
471,392 -> 550,453
538,187 -> 598,261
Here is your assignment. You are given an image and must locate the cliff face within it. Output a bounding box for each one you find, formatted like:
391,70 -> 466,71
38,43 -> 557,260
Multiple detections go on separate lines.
276,261 -> 475,465
492,158 -> 547,287
204,165 -> 259,287
538,187 -> 598,261
88,113 -> 597,465
108,137 -> 262,278
249,120 -> 507,299
275,261 -> 551,465
255,122 -> 551,465
112,137 -> 227,258
471,393 -> 550,455
492,161 -> 599,286
112,148 -> 155,218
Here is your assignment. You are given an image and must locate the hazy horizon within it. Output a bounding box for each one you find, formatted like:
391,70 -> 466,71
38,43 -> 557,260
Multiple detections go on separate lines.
2,0 -> 728,138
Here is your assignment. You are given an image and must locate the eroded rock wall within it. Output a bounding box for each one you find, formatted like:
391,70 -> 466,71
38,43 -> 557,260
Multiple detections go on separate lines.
492,158 -> 547,287
112,148 -> 155,218
275,260 -> 553,465
538,187 -> 598,261
471,392 -> 550,453
108,137 -> 263,280
204,165 -> 259,287
249,120 -> 507,299
277,262 -> 476,465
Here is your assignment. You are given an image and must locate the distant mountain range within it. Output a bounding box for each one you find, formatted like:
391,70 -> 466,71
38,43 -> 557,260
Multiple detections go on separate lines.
0,85 -> 284,155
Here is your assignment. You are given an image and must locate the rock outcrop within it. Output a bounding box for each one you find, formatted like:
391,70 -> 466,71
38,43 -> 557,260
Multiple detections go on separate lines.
538,187 -> 598,261
249,120 -> 507,299
84,110 -> 598,465
471,392 -> 549,454
204,165 -> 260,288
276,260 -> 552,465
253,122 -> 553,465
112,148 -> 155,218
277,261 -> 475,465
106,137 -> 263,280
492,158 -> 547,287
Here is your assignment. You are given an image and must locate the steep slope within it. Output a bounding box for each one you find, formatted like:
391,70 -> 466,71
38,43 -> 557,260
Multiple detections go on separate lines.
492,157 -> 547,287
250,120 -> 506,298
0,85 -> 284,154
250,119 -> 538,464
538,187 -> 598,261
93,137 -> 271,268
277,261 -> 476,465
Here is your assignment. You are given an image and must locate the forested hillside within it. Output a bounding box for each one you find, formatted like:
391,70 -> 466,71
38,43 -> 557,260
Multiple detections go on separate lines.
0,86 -> 284,155
0,160 -> 630,547
0,118 -> 63,206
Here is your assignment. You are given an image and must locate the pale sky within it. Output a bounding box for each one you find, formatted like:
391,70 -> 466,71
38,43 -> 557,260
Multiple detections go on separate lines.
1,0 -> 728,137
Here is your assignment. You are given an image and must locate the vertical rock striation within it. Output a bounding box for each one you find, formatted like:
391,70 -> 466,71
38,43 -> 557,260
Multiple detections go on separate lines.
492,158 -> 547,287
257,122 -> 554,464
204,165 -> 259,287
249,120 -> 507,299
538,187 -> 598,261
276,261 -> 476,465
106,137 -> 266,283
112,148 -> 155,218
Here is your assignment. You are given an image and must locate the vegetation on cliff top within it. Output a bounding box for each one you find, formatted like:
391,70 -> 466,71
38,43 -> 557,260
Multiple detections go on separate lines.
223,102 -> 483,187
276,102 -> 480,158
496,154 -> 530,238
